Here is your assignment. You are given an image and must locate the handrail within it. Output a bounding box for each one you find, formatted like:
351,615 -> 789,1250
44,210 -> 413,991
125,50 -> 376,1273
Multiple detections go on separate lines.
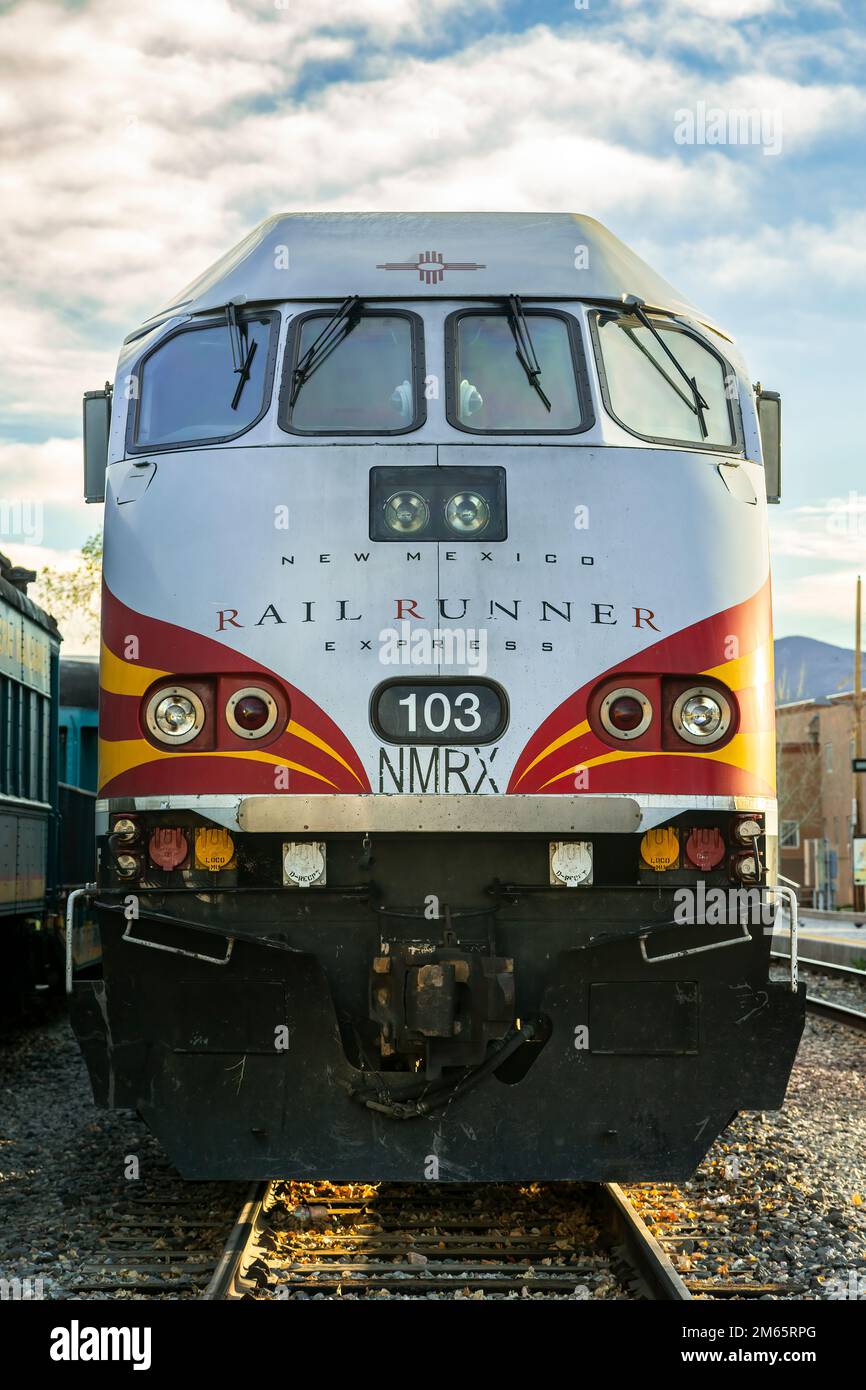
773,883 -> 799,992
65,883 -> 97,993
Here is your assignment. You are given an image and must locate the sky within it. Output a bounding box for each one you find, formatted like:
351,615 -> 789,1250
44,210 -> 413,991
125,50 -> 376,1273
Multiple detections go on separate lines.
1,0 -> 865,652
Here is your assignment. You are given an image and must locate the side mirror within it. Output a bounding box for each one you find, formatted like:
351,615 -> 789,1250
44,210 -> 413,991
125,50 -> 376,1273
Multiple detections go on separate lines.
83,383 -> 112,503
756,386 -> 781,504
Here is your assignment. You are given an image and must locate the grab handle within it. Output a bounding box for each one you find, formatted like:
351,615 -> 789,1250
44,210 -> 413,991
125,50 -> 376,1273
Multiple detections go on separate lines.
122,921 -> 235,967
640,920 -> 751,964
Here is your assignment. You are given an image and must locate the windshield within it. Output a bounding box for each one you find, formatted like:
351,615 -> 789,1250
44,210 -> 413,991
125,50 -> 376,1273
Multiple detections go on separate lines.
594,313 -> 736,446
450,312 -> 584,432
286,313 -> 419,433
133,316 -> 273,448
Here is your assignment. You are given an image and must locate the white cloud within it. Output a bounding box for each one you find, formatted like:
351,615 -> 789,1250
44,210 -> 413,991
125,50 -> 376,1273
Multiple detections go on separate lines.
0,298 -> 114,422
677,0 -> 778,14
770,495 -> 866,562
772,565 -> 862,646
0,437 -> 83,506
638,209 -> 866,301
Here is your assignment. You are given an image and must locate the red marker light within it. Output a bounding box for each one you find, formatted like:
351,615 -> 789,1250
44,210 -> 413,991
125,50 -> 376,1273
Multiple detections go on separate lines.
233,695 -> 270,730
608,696 -> 645,732
599,686 -> 653,740
225,686 -> 278,739
149,828 -> 189,871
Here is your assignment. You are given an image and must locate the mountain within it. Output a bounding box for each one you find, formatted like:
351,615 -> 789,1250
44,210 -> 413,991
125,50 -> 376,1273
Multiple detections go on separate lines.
774,636 -> 857,705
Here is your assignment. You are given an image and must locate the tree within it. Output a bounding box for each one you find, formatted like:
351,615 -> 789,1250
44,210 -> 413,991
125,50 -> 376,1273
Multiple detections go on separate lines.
34,532 -> 102,647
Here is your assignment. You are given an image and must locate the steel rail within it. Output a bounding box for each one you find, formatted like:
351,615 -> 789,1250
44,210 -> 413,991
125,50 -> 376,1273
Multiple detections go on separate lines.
803,996 -> 866,1031
602,1183 -> 691,1301
202,1184 -> 266,1300
770,951 -> 866,983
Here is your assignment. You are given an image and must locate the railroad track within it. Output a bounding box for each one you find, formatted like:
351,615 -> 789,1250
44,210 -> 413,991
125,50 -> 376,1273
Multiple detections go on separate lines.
53,1170 -> 243,1298
204,1180 -> 690,1301
770,952 -> 866,1032
802,995 -> 866,1030
770,952 -> 866,984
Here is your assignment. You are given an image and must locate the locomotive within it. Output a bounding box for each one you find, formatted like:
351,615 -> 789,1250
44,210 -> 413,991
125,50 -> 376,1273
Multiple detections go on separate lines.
71,213 -> 804,1180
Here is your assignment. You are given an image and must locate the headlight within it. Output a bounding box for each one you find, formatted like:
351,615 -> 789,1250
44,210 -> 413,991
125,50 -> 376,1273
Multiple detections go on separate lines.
383,492 -> 429,534
445,492 -> 490,534
599,686 -> 653,740
145,686 -> 205,745
672,687 -> 731,745
226,686 -> 278,739
370,465 -> 506,543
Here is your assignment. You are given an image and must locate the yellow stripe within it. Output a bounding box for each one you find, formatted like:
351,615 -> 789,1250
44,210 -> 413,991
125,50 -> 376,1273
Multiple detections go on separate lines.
539,728 -> 775,791
100,641 -> 168,698
700,638 -> 773,693
514,719 -> 590,789
99,738 -> 338,790
287,719 -> 363,786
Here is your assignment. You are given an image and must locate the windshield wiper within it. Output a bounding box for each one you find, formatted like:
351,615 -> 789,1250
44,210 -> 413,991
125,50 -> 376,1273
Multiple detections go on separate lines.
290,295 -> 363,406
225,301 -> 258,411
620,293 -> 709,438
620,324 -> 697,415
504,294 -> 552,412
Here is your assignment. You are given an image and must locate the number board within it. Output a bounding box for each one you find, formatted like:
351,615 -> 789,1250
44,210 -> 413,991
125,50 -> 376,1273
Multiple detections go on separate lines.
372,680 -> 507,745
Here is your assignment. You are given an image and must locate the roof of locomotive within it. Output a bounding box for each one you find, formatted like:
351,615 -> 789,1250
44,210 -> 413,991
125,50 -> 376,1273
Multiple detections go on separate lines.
143,212 -> 723,335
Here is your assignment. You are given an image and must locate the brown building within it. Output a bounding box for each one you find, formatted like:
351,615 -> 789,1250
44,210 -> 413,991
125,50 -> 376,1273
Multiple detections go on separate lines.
776,692 -> 865,907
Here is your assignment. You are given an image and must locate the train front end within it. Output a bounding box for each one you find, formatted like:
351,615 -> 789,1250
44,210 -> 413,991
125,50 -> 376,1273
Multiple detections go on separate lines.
72,213 -> 804,1180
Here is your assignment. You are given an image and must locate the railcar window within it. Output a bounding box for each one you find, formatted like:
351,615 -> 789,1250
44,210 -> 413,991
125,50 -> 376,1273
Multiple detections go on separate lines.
594,314 -> 736,447
285,313 -> 420,434
449,312 -> 584,433
133,317 -> 273,448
